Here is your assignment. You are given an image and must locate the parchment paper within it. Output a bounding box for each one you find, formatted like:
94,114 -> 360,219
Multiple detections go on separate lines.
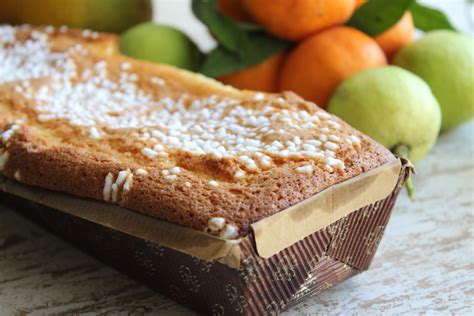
0,158 -> 402,266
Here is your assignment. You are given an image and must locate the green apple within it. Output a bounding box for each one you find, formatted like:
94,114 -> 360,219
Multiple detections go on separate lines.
328,66 -> 441,163
120,23 -> 204,71
393,31 -> 474,131
9,0 -> 153,33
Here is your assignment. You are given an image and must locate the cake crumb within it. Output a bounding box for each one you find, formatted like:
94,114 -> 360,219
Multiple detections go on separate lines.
0,151 -> 9,171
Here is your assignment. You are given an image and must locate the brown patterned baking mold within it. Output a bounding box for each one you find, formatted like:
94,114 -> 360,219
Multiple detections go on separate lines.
0,160 -> 411,315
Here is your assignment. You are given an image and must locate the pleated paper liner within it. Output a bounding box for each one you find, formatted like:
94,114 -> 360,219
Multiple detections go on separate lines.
0,158 -> 411,315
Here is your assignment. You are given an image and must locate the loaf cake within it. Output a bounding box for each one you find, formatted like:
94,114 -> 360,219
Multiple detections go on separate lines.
0,25 -> 395,238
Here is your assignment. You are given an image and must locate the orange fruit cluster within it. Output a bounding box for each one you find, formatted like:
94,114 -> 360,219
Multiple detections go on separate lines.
216,0 -> 415,108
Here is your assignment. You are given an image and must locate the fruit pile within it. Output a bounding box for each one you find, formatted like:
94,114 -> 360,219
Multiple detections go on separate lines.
194,0 -> 473,173
212,0 -> 412,100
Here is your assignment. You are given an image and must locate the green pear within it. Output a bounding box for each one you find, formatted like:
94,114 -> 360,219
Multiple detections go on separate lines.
120,23 -> 204,71
328,66 -> 441,163
393,31 -> 474,131
6,0 -> 153,33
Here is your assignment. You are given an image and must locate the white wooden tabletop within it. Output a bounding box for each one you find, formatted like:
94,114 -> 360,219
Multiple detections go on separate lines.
1,1 -> 473,315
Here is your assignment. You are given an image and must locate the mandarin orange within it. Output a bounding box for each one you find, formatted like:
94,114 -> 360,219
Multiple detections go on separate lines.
355,0 -> 366,8
279,26 -> 387,107
241,0 -> 356,41
217,0 -> 250,21
218,53 -> 285,92
374,12 -> 415,59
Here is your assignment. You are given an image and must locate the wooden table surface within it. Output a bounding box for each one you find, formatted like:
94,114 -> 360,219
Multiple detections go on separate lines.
1,121 -> 472,315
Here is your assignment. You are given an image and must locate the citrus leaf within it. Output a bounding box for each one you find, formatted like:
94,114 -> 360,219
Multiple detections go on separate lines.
199,32 -> 290,78
192,0 -> 290,78
199,46 -> 242,78
347,0 -> 415,36
244,31 -> 290,68
237,22 -> 264,32
191,0 -> 249,55
409,2 -> 457,31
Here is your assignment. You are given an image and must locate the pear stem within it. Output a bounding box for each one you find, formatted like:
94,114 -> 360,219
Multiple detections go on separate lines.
393,144 -> 415,200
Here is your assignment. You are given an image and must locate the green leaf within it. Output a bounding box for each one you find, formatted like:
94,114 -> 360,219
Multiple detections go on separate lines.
409,2 -> 457,32
192,0 -> 290,78
237,22 -> 264,32
191,0 -> 249,55
244,32 -> 290,68
347,0 -> 415,36
199,31 -> 290,78
199,46 -> 242,78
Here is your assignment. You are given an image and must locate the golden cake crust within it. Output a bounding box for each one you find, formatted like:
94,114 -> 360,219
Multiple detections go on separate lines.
0,26 -> 395,237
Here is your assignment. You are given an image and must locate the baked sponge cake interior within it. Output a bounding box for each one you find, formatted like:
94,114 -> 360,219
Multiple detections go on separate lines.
0,25 -> 395,238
